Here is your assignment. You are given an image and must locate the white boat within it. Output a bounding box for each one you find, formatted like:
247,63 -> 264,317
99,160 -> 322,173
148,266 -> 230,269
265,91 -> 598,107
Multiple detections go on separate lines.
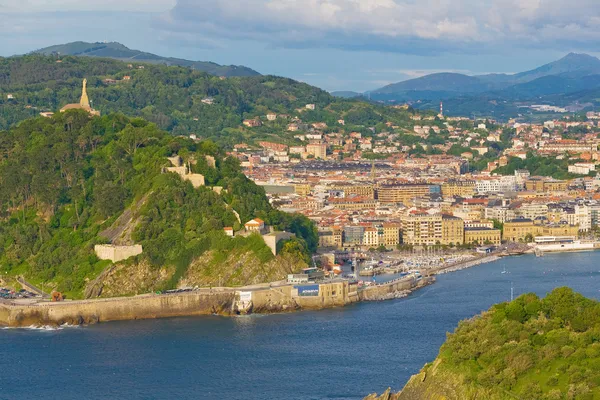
532,236 -> 597,253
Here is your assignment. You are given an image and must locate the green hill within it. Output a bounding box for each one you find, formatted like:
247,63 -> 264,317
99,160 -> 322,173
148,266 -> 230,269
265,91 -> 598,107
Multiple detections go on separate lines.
0,55 -> 416,146
367,288 -> 600,400
0,111 -> 316,298
33,41 -> 260,77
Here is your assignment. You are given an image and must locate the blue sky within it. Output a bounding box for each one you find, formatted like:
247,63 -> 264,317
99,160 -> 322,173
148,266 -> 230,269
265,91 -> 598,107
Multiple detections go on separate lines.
1,0 -> 599,92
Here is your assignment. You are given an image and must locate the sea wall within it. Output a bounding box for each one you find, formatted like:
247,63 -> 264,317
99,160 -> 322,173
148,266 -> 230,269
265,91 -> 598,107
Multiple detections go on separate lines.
0,291 -> 236,327
0,277 -> 424,327
360,276 -> 434,301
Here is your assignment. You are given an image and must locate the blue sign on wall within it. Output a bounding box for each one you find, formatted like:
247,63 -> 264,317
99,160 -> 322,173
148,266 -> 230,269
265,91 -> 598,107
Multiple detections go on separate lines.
295,285 -> 320,297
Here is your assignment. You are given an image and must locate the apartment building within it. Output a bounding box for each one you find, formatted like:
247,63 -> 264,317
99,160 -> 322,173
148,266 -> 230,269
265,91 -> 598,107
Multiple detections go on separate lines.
464,228 -> 502,245
503,218 -> 579,242
401,213 -> 464,246
377,184 -> 437,206
334,184 -> 375,199
363,228 -> 379,247
381,223 -> 401,247
441,215 -> 465,245
306,143 -> 327,159
441,180 -> 476,198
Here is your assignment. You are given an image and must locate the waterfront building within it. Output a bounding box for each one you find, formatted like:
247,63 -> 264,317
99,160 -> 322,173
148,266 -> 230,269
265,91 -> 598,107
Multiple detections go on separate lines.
441,215 -> 465,246
401,212 -> 463,246
363,228 -> 379,247
464,220 -> 495,229
503,218 -> 579,242
401,212 -> 443,246
381,223 -> 401,247
343,226 -> 365,247
464,228 -> 501,246
319,229 -> 342,248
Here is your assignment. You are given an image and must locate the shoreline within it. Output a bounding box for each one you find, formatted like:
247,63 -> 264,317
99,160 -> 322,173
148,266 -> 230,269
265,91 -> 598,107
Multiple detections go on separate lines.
0,254 -> 504,328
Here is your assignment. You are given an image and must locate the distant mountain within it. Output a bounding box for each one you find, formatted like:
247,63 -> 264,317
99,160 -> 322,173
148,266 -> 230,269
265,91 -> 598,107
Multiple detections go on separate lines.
331,91 -> 363,98
33,41 -> 260,77
512,53 -> 600,82
373,72 -> 498,95
372,53 -> 600,98
368,53 -> 600,119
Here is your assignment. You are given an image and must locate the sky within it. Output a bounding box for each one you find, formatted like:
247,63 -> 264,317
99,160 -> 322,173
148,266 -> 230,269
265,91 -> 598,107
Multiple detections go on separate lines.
1,0 -> 600,92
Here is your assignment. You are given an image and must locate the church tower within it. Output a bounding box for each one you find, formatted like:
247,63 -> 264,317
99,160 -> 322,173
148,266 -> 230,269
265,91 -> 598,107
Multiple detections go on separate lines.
80,79 -> 90,108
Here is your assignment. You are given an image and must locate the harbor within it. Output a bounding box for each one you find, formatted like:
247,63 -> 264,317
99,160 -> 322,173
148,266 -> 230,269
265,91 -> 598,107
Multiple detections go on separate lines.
0,246 -> 515,328
3,252 -> 600,400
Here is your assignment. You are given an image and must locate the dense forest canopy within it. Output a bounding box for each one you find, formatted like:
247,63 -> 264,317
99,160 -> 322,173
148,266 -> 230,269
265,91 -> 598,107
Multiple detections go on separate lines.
0,55 -> 417,147
0,111 -> 317,297
441,288 -> 600,399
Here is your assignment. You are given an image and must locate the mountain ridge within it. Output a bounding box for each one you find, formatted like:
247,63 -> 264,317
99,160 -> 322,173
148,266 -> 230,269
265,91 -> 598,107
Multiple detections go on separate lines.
372,53 -> 600,96
366,53 -> 600,118
33,41 -> 261,77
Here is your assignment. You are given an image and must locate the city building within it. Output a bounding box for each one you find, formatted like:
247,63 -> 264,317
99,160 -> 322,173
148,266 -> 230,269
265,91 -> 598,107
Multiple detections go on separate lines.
306,143 -> 327,159
377,184 -> 437,207
441,180 -> 476,198
464,228 -> 501,245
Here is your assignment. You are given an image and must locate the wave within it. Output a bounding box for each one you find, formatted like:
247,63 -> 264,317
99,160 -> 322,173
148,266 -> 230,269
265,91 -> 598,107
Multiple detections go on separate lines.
2,324 -> 80,331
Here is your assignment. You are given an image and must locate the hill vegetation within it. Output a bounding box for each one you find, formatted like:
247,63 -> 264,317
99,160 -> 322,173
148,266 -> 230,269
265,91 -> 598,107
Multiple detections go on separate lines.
33,41 -> 260,77
369,288 -> 600,400
0,111 -> 317,298
0,55 -> 418,146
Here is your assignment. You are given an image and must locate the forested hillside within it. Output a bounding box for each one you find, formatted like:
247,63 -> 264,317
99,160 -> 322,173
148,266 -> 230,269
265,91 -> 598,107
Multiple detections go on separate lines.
0,111 -> 317,298
381,288 -> 600,400
0,55 -> 416,146
34,41 -> 261,78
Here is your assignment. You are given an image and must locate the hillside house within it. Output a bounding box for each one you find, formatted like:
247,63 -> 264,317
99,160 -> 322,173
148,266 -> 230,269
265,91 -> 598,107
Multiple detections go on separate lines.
243,119 -> 262,128
245,218 -> 266,233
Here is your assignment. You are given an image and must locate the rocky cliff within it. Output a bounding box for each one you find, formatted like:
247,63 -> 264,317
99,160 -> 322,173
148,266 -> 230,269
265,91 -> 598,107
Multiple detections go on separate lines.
84,250 -> 308,298
364,359 -> 507,400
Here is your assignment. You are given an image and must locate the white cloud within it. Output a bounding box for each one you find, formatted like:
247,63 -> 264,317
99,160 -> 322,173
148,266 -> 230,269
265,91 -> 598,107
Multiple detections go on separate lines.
155,0 -> 600,53
0,0 -> 175,12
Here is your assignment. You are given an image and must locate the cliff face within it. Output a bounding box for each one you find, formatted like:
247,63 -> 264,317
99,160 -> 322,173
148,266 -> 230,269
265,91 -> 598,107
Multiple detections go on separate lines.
85,260 -> 175,298
84,250 -> 307,298
180,250 -> 307,288
365,359 -> 507,400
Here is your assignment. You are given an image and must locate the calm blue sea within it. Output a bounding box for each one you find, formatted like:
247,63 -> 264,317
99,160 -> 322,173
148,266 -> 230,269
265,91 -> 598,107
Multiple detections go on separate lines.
2,253 -> 599,400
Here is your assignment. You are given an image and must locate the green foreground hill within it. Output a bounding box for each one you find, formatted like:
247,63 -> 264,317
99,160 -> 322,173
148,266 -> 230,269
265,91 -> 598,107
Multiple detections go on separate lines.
0,111 -> 316,298
367,288 -> 600,400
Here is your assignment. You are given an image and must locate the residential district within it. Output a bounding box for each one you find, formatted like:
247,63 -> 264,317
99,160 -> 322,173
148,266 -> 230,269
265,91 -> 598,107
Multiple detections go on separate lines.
226,105 -> 600,271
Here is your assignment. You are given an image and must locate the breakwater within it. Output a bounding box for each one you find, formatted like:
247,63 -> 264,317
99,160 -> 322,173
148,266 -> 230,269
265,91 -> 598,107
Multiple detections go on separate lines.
0,275 -> 432,327
432,255 -> 502,275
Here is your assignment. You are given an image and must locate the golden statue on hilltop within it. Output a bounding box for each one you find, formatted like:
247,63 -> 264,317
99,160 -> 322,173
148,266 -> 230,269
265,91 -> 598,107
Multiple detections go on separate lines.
80,79 -> 90,108
60,78 -> 100,116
